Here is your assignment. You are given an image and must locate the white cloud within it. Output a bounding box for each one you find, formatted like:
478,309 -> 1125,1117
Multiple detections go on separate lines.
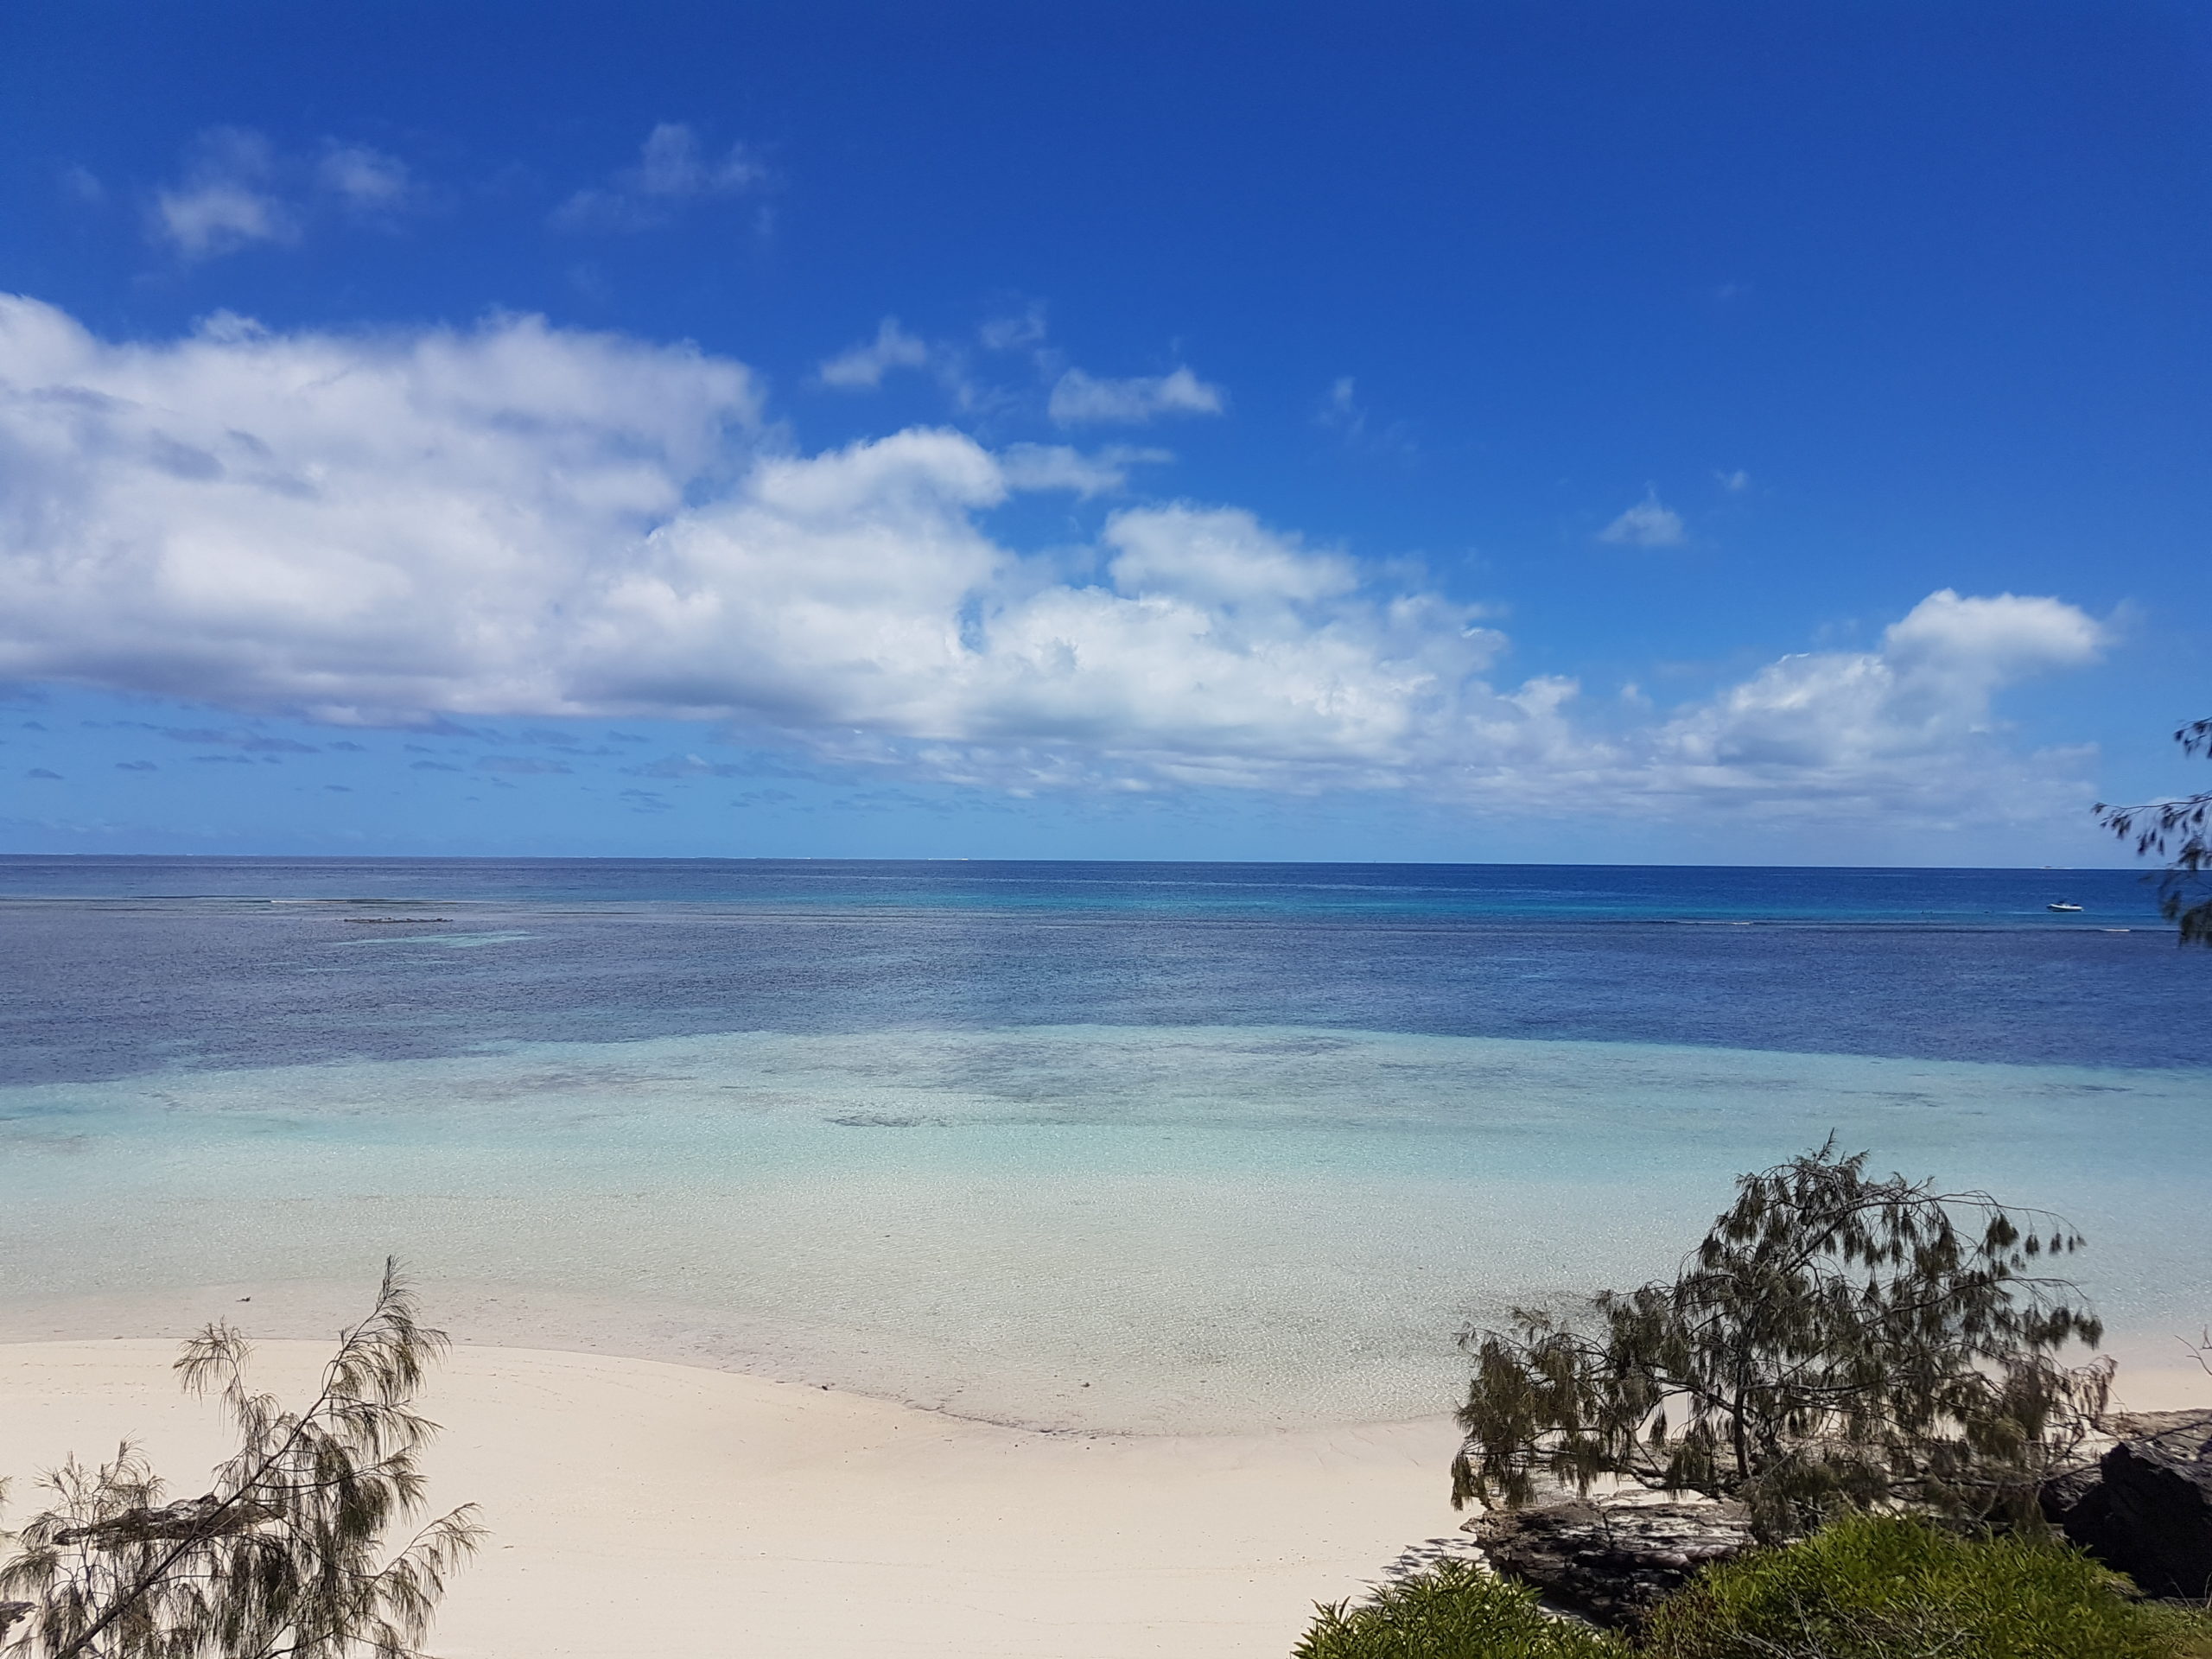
1048,365 -> 1225,426
0,296 -> 761,720
317,144 -> 411,210
156,181 -> 294,258
150,130 -> 416,258
995,443 -> 1169,497
817,318 -> 931,389
1637,590 -> 2108,827
1880,588 -> 2104,679
979,305 -> 1048,352
153,130 -> 296,259
1107,506 -> 1357,607
553,124 -> 766,232
0,296 -> 2109,827
634,123 -> 766,197
1599,490 -> 1686,548
1717,468 -> 1751,493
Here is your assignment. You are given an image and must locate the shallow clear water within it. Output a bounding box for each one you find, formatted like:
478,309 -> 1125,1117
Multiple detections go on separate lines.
2,858 -> 2205,1430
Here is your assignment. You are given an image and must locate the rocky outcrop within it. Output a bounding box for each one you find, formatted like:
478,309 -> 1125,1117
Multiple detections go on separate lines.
1459,1496 -> 1754,1626
1470,1408 -> 2212,1619
2057,1437 -> 2212,1600
2103,1408 -> 2212,1464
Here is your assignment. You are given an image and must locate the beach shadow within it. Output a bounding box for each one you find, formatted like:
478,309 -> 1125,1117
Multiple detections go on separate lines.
1376,1535 -> 1489,1581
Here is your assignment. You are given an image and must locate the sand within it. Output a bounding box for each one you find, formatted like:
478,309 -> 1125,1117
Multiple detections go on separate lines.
4,1332 -> 2203,1659
0,1339 -> 1471,1659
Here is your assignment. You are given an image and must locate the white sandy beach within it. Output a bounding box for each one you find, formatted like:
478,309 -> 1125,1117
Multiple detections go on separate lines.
0,1338 -> 1472,1659
4,1311 -> 2204,1659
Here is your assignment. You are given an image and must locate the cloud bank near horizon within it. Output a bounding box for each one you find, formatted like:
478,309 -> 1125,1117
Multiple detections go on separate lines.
0,296 -> 2108,829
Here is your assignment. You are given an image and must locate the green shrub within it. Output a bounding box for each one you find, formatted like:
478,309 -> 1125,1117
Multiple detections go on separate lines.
1640,1511 -> 2212,1659
1293,1560 -> 1630,1659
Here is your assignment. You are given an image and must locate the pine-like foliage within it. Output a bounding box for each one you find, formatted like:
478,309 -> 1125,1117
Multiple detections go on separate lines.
2098,715 -> 2212,947
1640,1512 -> 2212,1659
1294,1561 -> 1630,1659
0,1263 -> 483,1659
1451,1143 -> 2111,1542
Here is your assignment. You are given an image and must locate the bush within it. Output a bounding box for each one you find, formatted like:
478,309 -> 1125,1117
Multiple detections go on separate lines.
1293,1560 -> 1629,1659
1453,1143 -> 2109,1542
1640,1512 -> 2212,1659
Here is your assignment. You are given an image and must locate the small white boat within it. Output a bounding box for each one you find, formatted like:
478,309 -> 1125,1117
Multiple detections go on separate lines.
2047,901 -> 2084,912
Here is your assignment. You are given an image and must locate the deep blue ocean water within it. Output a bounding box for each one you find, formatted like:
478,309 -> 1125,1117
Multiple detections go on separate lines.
3,858 -> 2204,1084
2,858 -> 2205,1430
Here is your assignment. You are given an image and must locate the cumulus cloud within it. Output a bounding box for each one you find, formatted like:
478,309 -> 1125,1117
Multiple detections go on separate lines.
0,296 -> 2108,825
1048,365 -> 1225,426
0,295 -> 1494,789
1599,490 -> 1686,548
817,318 -> 931,389
552,124 -> 766,232
0,296 -> 761,721
1880,588 -> 2104,679
1635,591 -> 2108,827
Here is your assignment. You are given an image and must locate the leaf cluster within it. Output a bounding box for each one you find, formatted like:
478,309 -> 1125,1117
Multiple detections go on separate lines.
1292,1517 -> 2212,1659
1452,1143 -> 2110,1541
0,1262 -> 482,1659
1640,1512 -> 2212,1659
2097,716 -> 2212,948
1294,1560 -> 1630,1659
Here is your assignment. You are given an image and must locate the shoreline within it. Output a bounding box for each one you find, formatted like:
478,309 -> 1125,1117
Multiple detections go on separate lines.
3,1277 -> 2205,1436
0,1272 -> 1478,1438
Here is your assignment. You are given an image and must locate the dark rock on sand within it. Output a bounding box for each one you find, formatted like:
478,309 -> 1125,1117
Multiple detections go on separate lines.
1460,1497 -> 1754,1626
2060,1439 -> 2212,1600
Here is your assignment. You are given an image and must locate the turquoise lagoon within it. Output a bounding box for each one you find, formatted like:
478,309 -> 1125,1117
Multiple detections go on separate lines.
2,859 -> 2206,1430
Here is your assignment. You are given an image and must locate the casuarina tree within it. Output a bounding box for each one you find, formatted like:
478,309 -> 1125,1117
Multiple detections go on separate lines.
1451,1142 -> 2112,1542
2097,715 -> 2212,947
0,1262 -> 482,1659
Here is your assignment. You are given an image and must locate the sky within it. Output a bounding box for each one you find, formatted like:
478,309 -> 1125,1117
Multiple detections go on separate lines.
1,1 -> 2206,864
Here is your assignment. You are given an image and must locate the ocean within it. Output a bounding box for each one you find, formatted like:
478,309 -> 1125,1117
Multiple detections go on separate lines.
3,857 -> 2206,1431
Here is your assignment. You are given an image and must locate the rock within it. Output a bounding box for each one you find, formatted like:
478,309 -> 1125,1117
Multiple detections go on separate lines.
2041,1409 -> 2212,1529
1461,1496 -> 1755,1626
2039,1461 -> 2104,1524
2104,1408 -> 2212,1464
2060,1440 -> 2212,1599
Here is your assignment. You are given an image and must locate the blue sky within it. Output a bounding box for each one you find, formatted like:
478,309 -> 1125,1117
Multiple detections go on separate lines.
1,1 -> 2206,862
